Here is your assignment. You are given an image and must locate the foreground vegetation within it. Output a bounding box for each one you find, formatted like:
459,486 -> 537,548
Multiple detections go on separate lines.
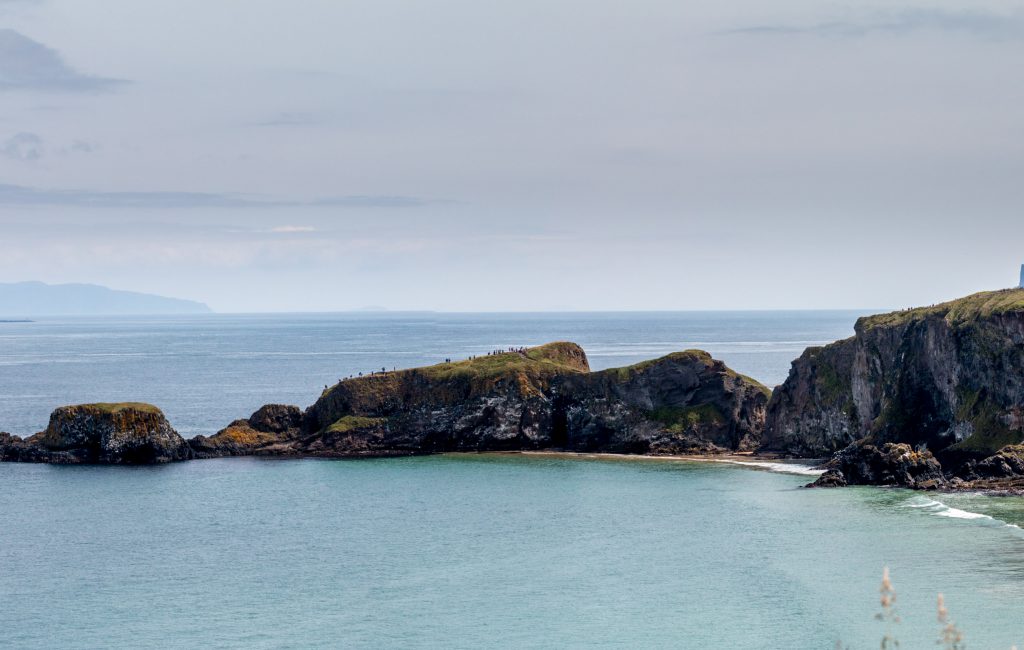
845,568 -> 1019,650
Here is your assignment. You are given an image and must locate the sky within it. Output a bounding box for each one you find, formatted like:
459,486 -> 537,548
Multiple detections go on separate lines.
1,0 -> 1023,312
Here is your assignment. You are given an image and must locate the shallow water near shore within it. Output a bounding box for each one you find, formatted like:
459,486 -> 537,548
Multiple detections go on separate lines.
2,312 -> 1024,648
3,454 -> 1024,648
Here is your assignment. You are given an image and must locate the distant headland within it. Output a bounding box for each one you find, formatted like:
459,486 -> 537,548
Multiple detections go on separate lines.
0,281 -> 211,316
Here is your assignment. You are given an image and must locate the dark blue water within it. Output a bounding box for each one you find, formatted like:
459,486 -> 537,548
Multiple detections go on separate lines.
2,312 -> 1023,648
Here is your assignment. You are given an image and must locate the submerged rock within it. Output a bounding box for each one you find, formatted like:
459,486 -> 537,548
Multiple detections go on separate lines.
21,403 -> 192,464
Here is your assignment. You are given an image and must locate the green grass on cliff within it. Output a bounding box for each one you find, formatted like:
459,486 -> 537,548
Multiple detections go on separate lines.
610,350 -> 712,381
320,342 -> 589,404
338,342 -> 585,384
64,402 -> 163,415
607,350 -> 771,397
649,404 -> 726,432
858,288 -> 1024,331
949,387 -> 1024,454
326,416 -> 386,434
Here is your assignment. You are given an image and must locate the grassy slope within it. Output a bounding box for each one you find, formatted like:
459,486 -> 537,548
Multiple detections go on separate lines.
58,402 -> 164,415
606,350 -> 771,397
859,288 -> 1024,330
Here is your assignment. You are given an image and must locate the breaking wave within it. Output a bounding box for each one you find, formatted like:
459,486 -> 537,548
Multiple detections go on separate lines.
706,458 -> 826,477
902,496 -> 1023,533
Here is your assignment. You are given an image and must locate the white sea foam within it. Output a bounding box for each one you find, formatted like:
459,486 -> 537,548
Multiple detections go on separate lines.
903,496 -> 1023,531
705,458 -> 826,476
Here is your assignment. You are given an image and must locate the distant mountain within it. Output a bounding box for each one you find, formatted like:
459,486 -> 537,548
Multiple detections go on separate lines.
0,282 -> 212,316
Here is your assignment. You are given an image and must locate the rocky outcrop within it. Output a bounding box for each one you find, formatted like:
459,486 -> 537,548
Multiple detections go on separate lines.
3,403 -> 193,464
554,351 -> 769,454
764,289 -> 1024,462
809,442 -> 945,489
0,343 -> 768,464
285,343 -> 769,458
189,404 -> 302,458
300,342 -> 590,455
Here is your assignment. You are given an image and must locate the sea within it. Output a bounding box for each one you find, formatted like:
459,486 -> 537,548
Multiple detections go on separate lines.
1,312 -> 1023,649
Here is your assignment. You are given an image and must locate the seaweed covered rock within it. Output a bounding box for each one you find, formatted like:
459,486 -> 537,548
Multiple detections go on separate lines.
25,403 -> 192,464
809,442 -> 945,489
764,289 -> 1024,460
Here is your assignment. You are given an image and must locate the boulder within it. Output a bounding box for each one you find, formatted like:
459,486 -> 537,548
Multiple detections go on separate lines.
808,441 -> 945,488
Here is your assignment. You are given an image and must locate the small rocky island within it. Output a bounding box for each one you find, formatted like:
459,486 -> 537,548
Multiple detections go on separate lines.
4,288 -> 1024,493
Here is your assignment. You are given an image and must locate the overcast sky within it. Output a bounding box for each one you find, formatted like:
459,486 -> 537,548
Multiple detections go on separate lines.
1,0 -> 1022,311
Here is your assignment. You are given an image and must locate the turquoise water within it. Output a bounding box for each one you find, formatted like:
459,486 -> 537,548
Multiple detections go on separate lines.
2,455 -> 1024,648
2,312 -> 1023,648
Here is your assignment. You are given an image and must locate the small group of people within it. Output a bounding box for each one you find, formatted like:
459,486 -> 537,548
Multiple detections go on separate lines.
463,346 -> 529,362
489,346 -> 528,356
326,347 -> 534,390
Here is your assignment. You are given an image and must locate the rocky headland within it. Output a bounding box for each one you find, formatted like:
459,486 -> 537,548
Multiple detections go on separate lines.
5,289 -> 1024,493
761,288 -> 1024,490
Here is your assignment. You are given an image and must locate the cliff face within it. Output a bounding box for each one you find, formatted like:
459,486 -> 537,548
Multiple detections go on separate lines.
3,403 -> 192,463
0,343 -> 769,463
287,343 -> 768,457
300,342 -> 590,455
554,351 -> 769,454
764,289 -> 1024,461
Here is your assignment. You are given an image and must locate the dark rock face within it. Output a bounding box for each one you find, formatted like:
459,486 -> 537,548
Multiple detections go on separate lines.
247,404 -> 303,435
301,342 -> 589,455
0,432 -> 53,462
0,343 -> 769,464
963,445 -> 1024,480
295,344 -> 769,458
808,442 -> 945,489
12,403 -> 192,464
189,404 -> 302,458
555,352 -> 769,454
764,289 -> 1024,460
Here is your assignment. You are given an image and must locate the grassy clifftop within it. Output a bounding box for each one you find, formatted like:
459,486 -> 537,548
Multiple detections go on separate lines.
66,402 -> 163,415
858,288 -> 1024,331
310,342 -> 591,427
606,350 -> 771,397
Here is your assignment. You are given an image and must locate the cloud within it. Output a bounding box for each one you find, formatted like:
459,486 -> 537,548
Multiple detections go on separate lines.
0,182 -> 439,208
270,225 -> 316,233
726,9 -> 1024,40
1,132 -> 43,161
0,29 -> 128,92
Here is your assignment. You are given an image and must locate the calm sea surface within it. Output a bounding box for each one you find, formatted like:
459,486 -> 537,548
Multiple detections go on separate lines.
2,312 -> 1023,648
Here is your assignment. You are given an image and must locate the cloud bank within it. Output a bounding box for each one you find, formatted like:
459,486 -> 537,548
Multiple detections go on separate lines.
0,29 -> 127,92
